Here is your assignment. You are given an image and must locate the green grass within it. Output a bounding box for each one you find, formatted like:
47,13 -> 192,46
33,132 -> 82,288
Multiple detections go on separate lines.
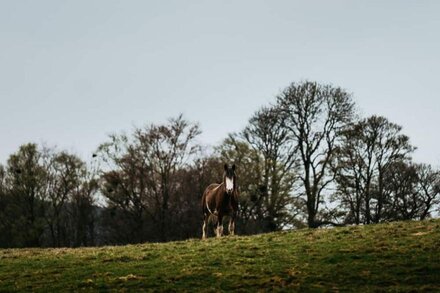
1,219 -> 439,292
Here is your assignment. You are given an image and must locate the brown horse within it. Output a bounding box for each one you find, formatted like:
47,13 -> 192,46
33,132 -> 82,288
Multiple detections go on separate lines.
202,164 -> 238,239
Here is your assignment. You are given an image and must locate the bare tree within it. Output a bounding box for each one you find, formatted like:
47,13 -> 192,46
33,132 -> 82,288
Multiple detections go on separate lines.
333,125 -> 365,225
242,106 -> 298,230
380,162 -> 439,221
98,114 -> 201,242
335,116 -> 415,224
5,144 -> 47,246
136,114 -> 201,241
416,164 -> 440,220
42,150 -> 87,246
277,81 -> 355,228
98,138 -> 151,243
382,161 -> 420,220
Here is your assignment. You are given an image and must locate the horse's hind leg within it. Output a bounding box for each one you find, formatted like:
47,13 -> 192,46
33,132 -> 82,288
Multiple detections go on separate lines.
216,214 -> 223,238
228,215 -> 235,236
202,214 -> 208,239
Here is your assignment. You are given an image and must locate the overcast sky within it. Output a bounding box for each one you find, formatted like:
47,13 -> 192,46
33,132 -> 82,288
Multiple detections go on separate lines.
1,1 -> 439,165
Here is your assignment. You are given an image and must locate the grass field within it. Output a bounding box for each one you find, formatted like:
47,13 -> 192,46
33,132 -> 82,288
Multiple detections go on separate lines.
0,219 -> 439,292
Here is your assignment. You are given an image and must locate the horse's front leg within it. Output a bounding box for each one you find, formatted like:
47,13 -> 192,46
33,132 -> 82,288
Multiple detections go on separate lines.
216,214 -> 223,238
228,214 -> 236,236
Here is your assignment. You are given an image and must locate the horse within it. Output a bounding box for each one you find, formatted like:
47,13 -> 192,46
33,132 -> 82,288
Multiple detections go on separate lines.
201,163 -> 239,239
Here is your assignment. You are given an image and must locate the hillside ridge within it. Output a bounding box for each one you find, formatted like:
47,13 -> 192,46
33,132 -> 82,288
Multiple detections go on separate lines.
0,219 -> 439,292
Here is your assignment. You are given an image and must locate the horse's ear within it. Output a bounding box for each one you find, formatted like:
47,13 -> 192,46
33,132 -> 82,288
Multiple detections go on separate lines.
224,163 -> 228,171
232,164 -> 236,171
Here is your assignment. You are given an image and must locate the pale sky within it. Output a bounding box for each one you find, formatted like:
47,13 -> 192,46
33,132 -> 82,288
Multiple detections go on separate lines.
1,1 -> 439,165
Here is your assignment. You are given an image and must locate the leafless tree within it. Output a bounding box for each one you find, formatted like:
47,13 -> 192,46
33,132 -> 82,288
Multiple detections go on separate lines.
335,116 -> 415,224
242,106 -> 299,230
5,143 -> 47,246
98,114 -> 201,242
42,150 -> 88,246
277,81 -> 355,227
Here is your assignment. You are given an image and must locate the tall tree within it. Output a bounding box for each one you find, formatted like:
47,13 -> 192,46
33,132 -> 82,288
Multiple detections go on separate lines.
43,150 -> 90,247
136,114 -> 201,241
335,116 -> 415,224
277,81 -> 355,228
242,106 -> 298,230
5,144 -> 47,246
383,162 -> 440,221
98,115 -> 201,243
382,161 -> 419,221
415,164 -> 440,220
98,137 -> 148,244
333,123 -> 366,224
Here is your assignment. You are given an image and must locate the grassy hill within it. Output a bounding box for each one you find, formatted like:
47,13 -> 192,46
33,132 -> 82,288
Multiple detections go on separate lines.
0,219 -> 439,292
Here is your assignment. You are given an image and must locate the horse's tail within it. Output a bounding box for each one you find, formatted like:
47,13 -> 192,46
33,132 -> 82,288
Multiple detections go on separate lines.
201,190 -> 207,215
202,191 -> 215,216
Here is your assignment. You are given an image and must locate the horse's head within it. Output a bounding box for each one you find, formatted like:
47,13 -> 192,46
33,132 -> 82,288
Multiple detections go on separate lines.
223,163 -> 236,195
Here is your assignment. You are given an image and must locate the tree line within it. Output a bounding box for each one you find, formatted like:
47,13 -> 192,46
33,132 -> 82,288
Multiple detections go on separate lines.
1,81 -> 439,248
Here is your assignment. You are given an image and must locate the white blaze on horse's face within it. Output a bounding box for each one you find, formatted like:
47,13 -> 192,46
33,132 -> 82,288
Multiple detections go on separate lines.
225,177 -> 234,194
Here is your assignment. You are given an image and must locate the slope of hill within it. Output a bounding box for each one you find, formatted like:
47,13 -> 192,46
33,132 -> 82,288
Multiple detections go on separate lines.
0,219 -> 439,292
